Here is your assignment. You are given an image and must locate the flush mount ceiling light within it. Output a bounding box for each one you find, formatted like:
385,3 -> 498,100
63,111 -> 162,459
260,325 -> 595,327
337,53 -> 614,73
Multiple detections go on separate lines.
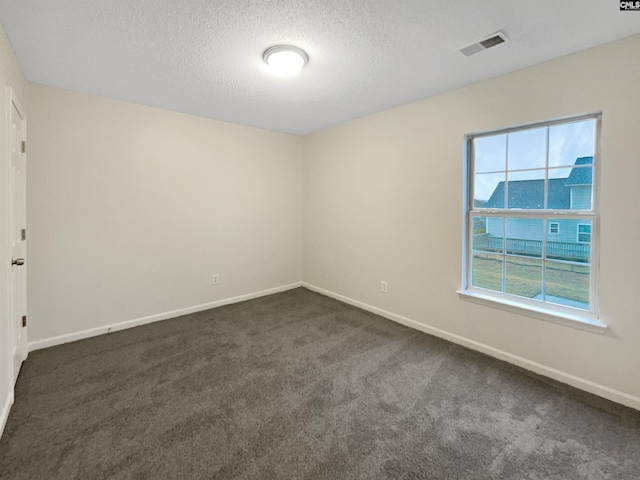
263,45 -> 308,77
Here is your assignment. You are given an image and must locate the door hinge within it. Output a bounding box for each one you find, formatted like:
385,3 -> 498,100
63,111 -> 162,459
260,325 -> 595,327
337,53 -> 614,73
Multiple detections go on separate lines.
21,229 -> 26,241
21,141 -> 26,154
22,315 -> 26,327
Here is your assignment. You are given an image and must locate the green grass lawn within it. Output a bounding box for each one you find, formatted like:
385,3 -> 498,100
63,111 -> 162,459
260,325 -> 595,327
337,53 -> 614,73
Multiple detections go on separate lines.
472,254 -> 589,304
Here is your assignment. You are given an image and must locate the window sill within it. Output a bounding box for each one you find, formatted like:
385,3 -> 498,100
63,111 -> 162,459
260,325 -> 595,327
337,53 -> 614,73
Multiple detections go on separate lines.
456,290 -> 607,334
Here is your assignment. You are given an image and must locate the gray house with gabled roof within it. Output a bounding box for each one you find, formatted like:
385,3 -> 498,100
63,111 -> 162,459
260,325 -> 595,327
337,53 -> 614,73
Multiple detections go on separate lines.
480,157 -> 593,260
565,156 -> 593,210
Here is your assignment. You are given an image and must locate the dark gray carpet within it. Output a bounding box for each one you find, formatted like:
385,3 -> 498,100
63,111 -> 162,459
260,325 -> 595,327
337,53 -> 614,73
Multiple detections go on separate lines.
1,288 -> 639,480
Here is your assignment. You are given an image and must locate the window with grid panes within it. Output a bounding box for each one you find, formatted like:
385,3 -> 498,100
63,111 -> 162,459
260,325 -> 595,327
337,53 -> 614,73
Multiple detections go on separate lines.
463,114 -> 599,316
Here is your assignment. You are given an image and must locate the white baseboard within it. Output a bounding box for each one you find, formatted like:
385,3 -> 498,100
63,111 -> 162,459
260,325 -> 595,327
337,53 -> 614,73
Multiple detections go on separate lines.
29,282 -> 302,352
0,391 -> 14,439
302,282 -> 640,412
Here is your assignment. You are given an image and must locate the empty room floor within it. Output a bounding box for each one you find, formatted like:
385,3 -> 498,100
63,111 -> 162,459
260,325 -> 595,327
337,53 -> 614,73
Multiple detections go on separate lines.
1,288 -> 639,479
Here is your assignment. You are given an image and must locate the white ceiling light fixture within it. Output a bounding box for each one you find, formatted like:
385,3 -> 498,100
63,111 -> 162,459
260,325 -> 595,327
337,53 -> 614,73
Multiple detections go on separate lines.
263,45 -> 308,77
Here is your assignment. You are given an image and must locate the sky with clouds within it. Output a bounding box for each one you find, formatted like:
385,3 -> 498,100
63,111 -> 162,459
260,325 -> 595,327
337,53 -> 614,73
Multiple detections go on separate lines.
473,118 -> 595,202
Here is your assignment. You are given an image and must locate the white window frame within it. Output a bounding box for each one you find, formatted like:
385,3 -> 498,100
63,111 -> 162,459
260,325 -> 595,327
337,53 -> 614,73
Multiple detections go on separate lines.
577,223 -> 592,244
549,222 -> 560,234
458,113 -> 606,333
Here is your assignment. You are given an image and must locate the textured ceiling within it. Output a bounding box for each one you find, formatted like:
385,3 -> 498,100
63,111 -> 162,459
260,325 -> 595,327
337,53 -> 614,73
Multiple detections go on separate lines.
0,1 -> 639,135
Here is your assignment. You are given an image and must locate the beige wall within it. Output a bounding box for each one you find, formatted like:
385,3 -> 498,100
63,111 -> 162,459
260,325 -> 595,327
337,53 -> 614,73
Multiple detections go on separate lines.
16,32 -> 640,410
0,23 -> 27,431
27,83 -> 302,342
303,34 -> 640,403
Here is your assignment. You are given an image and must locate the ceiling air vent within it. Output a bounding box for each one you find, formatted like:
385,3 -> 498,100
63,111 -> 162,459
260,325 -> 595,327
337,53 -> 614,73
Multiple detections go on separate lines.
458,31 -> 508,57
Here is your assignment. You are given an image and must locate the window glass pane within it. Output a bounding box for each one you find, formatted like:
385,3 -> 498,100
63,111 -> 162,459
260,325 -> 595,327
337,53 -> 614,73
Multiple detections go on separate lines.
474,172 -> 505,208
472,216 -> 487,235
545,219 -> 591,263
506,169 -> 545,209
545,261 -> 590,310
473,217 -> 503,253
546,167 -> 571,210
549,119 -> 595,168
549,222 -> 559,234
507,127 -> 547,171
506,218 -> 543,258
566,166 -> 593,210
577,223 -> 592,243
505,257 -> 542,299
472,253 -> 503,292
474,134 -> 506,173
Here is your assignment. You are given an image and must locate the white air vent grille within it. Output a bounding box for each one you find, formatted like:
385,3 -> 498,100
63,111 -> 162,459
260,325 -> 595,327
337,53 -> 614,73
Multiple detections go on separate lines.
458,31 -> 509,57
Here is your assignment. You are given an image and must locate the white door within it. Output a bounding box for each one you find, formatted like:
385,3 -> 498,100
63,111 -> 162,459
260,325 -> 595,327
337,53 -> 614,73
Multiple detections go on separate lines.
8,91 -> 27,382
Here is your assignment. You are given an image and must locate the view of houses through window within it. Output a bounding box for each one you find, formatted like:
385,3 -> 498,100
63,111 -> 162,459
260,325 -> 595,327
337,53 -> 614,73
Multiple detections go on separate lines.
466,115 -> 598,312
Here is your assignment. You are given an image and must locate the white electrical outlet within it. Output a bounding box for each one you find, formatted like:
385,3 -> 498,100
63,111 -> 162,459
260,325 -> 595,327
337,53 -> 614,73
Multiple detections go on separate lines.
381,281 -> 388,293
212,274 -> 220,285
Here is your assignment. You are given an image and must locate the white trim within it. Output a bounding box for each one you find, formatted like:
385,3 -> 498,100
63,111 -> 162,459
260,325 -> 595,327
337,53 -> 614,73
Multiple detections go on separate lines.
469,112 -> 600,139
0,391 -> 14,439
9,88 -> 26,121
470,210 -> 594,218
457,289 -> 606,333
301,282 -> 639,411
7,87 -> 28,382
28,282 -> 302,352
